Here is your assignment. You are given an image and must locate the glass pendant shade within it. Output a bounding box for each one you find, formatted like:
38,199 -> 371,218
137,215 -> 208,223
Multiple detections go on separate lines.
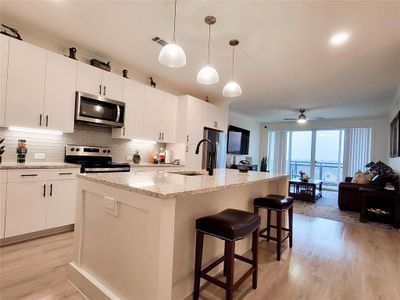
197,65 -> 219,85
158,43 -> 186,68
223,81 -> 242,97
297,114 -> 307,123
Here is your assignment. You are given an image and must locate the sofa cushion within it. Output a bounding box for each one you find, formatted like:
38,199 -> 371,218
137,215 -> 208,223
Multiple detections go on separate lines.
351,172 -> 372,184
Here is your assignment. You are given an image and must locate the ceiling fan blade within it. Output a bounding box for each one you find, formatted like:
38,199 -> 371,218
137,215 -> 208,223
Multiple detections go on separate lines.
309,117 -> 325,120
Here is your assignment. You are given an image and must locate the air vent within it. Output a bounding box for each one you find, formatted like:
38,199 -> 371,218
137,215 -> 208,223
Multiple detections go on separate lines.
152,37 -> 168,46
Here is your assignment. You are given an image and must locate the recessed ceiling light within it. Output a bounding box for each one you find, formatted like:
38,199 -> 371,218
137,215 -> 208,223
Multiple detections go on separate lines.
330,32 -> 350,46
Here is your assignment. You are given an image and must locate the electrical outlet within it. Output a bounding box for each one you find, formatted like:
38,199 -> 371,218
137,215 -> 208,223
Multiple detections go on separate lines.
104,196 -> 119,217
34,153 -> 46,160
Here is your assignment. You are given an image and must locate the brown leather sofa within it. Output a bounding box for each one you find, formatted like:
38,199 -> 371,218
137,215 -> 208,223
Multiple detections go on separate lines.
338,177 -> 369,212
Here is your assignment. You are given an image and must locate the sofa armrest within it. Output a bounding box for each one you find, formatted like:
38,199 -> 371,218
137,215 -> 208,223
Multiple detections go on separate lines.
339,182 -> 360,191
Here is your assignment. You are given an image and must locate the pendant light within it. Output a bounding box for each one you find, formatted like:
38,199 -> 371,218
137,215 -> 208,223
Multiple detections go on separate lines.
197,16 -> 219,85
158,0 -> 186,68
223,39 -> 242,97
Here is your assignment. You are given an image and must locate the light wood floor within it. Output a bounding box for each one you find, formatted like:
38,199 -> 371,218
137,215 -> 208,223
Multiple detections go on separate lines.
1,214 -> 399,300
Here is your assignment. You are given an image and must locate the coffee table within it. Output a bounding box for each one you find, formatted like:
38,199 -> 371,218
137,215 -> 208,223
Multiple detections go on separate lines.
289,178 -> 322,203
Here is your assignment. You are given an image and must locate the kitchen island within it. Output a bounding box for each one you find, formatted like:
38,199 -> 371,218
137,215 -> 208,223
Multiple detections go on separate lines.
68,169 -> 288,300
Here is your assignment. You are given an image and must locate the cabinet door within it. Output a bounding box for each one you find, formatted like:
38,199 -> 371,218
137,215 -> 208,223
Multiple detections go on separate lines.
0,35 -> 9,127
76,62 -> 103,96
5,181 -> 47,237
43,51 -> 77,133
206,104 -> 228,132
101,71 -> 124,100
161,93 -> 177,143
0,183 -> 5,238
46,179 -> 76,228
5,39 -> 46,128
112,79 -> 145,139
184,144 -> 203,170
142,87 -> 164,142
187,97 -> 206,143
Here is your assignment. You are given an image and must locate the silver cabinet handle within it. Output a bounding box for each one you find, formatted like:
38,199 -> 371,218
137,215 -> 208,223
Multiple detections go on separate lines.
58,172 -> 73,175
50,184 -> 53,197
103,86 -> 106,95
186,134 -> 189,142
99,85 -> 102,94
162,132 -> 164,140
21,174 -> 38,177
123,127 -> 126,136
39,114 -> 42,126
186,145 -> 188,153
43,184 -> 46,197
46,115 -> 49,127
159,132 -> 162,140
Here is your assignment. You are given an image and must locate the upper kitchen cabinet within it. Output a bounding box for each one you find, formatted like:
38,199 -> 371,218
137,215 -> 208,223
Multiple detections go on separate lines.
176,95 -> 207,144
5,38 -> 46,129
76,61 -> 124,100
0,35 -> 9,127
142,87 -> 177,143
43,51 -> 77,133
206,104 -> 228,132
112,79 -> 146,139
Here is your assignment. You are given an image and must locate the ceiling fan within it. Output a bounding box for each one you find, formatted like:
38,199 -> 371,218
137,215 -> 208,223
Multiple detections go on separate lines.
283,109 -> 325,123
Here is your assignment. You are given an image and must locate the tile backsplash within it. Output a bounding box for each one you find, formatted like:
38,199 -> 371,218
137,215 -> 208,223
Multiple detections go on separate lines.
0,124 -> 161,163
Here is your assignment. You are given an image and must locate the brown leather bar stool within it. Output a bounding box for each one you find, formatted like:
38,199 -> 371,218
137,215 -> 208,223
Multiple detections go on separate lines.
193,208 -> 261,300
253,195 -> 294,261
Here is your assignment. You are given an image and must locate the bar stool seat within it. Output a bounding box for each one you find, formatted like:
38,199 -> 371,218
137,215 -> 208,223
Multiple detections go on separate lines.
253,194 -> 294,261
196,208 -> 261,241
254,195 -> 294,211
193,209 -> 260,300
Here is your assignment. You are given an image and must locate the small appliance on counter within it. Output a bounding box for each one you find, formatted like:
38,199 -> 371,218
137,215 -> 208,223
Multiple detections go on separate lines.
65,145 -> 130,173
16,139 -> 27,163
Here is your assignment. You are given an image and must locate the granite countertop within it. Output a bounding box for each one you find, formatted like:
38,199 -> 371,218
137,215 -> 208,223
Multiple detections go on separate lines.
129,163 -> 184,168
77,168 -> 288,200
0,162 -> 80,170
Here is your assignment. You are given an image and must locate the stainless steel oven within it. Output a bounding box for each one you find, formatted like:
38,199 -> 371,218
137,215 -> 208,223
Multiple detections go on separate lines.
75,91 -> 125,127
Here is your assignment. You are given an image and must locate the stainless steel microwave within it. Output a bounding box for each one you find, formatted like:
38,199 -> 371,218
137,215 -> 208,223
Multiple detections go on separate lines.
75,91 -> 125,128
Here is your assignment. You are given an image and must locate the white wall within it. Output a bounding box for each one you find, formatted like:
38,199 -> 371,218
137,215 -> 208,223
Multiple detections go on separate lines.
228,112 -> 261,165
261,117 -> 389,165
388,89 -> 400,171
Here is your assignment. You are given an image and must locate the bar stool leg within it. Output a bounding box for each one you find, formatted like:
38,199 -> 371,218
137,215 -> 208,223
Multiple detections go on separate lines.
276,211 -> 282,261
193,231 -> 204,300
251,228 -> 259,289
289,206 -> 293,248
225,240 -> 235,300
223,241 -> 229,276
266,209 -> 271,241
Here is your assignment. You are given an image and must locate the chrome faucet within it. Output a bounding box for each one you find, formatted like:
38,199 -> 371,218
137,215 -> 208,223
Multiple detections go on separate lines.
195,139 -> 215,176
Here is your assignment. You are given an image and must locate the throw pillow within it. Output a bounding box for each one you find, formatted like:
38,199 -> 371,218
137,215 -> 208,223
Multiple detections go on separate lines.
351,173 -> 372,184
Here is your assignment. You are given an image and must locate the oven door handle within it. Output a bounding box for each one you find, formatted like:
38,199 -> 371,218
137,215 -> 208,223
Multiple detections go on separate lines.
116,105 -> 121,123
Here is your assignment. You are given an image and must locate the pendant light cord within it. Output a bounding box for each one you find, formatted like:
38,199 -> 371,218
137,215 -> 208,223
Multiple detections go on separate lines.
172,0 -> 177,42
207,24 -> 211,64
231,46 -> 235,79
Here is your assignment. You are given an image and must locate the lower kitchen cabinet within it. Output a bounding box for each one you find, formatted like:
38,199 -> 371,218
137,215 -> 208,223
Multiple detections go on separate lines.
0,171 -> 7,238
2,168 -> 78,239
5,180 -> 47,237
45,179 -> 76,228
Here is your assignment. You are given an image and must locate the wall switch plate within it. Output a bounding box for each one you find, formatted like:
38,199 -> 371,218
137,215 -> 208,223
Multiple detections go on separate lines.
104,196 -> 119,217
34,153 -> 46,160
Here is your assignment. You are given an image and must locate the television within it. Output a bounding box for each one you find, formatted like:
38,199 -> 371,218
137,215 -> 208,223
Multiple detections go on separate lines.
227,125 -> 250,155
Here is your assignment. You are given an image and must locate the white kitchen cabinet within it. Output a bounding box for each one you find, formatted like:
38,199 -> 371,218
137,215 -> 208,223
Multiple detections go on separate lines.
143,87 -> 177,143
5,180 -> 47,237
43,51 -> 77,133
176,95 -> 207,144
184,144 -> 203,170
45,179 -> 76,228
112,79 -> 146,139
206,104 -> 228,132
77,61 -> 124,100
5,38 -> 47,129
0,35 -> 9,127
101,71 -> 124,100
0,171 -> 6,238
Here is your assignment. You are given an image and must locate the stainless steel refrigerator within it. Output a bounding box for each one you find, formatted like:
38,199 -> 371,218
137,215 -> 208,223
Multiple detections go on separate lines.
202,128 -> 227,170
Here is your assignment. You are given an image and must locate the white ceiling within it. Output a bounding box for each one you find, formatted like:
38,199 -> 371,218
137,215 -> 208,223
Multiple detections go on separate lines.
1,1 -> 400,122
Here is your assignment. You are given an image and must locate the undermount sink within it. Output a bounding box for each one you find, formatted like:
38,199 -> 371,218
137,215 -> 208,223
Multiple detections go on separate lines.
168,171 -> 206,176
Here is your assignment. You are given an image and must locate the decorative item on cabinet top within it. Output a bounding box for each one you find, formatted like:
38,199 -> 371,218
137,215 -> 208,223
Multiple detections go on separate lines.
149,76 -> 157,88
90,58 -> 111,72
67,47 -> 77,60
0,24 -> 22,40
123,69 -> 129,79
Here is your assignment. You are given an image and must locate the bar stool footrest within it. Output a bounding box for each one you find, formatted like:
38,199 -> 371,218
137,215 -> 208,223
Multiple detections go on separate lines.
260,233 -> 291,243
